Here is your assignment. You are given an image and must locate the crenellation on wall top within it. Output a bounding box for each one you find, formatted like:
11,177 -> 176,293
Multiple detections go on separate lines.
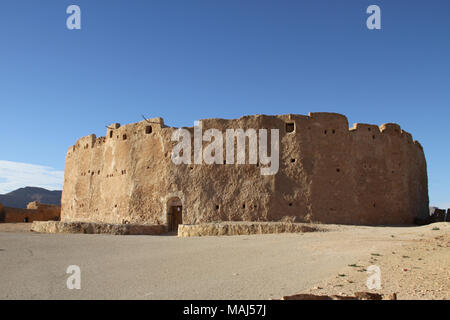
349,123 -> 381,133
308,112 -> 347,120
68,118 -> 165,155
66,134 -> 97,156
65,114 -> 424,155
190,113 -> 351,130
307,112 -> 349,129
276,114 -> 309,123
414,140 -> 423,150
401,130 -> 413,144
380,123 -> 402,134
95,136 -> 106,145
107,118 -> 164,135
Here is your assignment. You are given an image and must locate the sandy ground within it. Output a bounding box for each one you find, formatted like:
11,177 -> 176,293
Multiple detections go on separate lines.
302,222 -> 450,300
0,222 -> 448,299
0,223 -> 32,233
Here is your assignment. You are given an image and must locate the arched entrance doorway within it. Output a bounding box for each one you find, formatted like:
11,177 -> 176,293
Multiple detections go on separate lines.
167,197 -> 182,232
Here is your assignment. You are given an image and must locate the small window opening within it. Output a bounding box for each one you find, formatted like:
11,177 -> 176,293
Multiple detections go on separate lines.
123,134 -> 127,140
291,158 -> 296,163
336,168 -> 340,173
145,126 -> 152,134
286,122 -> 295,133
289,203 -> 293,207
242,204 -> 246,209
324,130 -> 327,135
215,205 -> 219,210
110,131 -> 113,138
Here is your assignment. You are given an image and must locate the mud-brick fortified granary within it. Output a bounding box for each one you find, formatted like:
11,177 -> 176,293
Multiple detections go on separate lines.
61,112 -> 429,231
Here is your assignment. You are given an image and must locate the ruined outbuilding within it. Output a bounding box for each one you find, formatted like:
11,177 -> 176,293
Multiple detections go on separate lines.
0,201 -> 60,223
61,113 -> 429,230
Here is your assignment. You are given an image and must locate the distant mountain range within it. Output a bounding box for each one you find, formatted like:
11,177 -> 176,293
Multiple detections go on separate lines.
0,187 -> 62,208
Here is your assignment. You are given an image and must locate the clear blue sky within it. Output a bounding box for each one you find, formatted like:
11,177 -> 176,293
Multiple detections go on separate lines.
0,1 -> 449,207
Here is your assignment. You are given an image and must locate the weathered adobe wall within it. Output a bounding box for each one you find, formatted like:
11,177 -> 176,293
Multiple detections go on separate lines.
61,113 -> 429,226
0,202 -> 60,223
26,201 -> 61,216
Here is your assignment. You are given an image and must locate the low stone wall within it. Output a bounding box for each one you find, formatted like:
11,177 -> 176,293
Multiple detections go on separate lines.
178,222 -> 326,237
30,221 -> 324,236
31,221 -> 167,235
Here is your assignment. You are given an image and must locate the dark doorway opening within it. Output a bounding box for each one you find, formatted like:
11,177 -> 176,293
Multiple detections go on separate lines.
167,197 -> 182,232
